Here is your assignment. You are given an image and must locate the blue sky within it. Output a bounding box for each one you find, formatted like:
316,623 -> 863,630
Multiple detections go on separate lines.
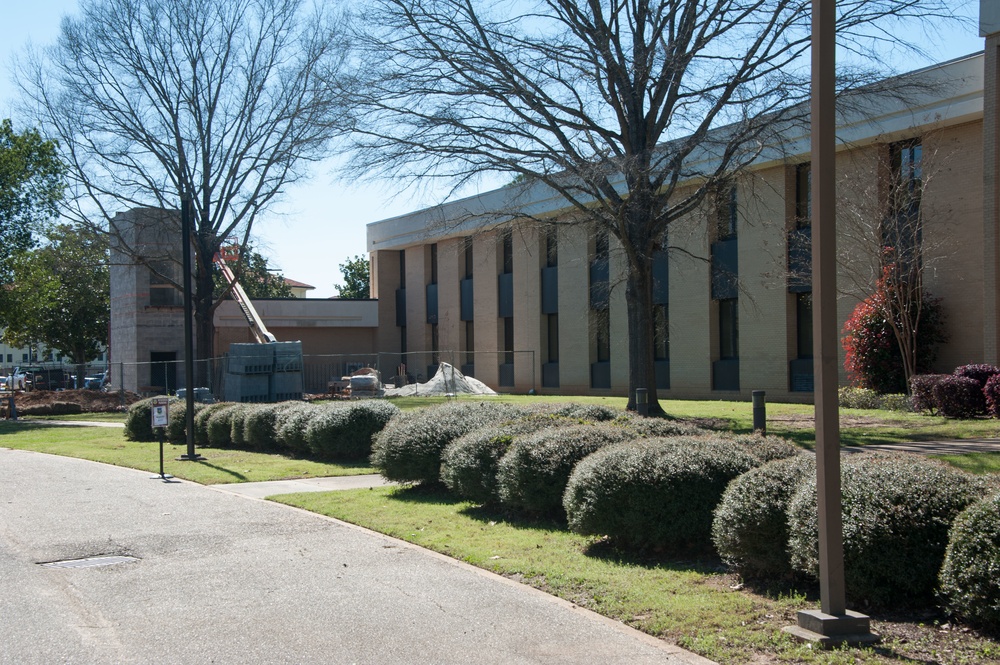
0,0 -> 986,298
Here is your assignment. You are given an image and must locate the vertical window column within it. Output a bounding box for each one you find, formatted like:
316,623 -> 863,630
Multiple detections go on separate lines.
541,228 -> 559,388
498,230 -> 515,387
590,231 -> 611,389
712,184 -> 740,391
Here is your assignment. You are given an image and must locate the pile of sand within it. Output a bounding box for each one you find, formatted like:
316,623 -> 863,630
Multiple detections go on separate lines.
384,363 -> 497,397
5,389 -> 140,415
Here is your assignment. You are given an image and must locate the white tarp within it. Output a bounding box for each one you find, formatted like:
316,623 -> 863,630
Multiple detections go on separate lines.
384,362 -> 497,397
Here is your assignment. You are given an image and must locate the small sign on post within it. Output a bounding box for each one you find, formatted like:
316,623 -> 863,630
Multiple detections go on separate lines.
150,397 -> 174,482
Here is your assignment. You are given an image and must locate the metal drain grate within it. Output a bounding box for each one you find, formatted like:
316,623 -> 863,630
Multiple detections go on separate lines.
40,555 -> 139,570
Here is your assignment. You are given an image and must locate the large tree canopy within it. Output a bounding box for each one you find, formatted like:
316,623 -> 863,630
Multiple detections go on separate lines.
1,224 -> 109,382
335,254 -> 371,299
0,119 -> 66,277
17,0 -> 349,378
346,0 -> 956,413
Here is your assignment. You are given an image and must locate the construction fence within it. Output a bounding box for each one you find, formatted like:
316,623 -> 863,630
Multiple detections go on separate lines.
97,350 -> 537,401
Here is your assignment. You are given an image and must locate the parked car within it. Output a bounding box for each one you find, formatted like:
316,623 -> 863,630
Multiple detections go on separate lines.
175,387 -> 215,404
3,368 -> 27,391
84,372 -> 108,390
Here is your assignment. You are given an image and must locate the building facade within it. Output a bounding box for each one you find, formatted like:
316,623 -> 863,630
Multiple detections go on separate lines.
366,52 -> 989,401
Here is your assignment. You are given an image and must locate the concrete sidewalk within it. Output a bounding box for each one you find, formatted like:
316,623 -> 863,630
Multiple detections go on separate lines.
210,473 -> 396,498
0,448 -> 713,665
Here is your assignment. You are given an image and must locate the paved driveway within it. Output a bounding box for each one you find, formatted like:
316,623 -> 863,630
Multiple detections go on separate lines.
0,448 -> 711,665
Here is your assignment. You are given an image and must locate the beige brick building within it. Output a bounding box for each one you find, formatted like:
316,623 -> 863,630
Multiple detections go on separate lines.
367,51 -> 992,401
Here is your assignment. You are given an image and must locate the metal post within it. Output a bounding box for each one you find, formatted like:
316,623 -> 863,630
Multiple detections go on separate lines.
751,390 -> 766,434
635,388 -> 649,417
784,0 -> 877,647
178,184 -> 204,462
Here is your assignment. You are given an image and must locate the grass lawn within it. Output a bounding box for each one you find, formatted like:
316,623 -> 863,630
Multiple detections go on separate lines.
389,394 -> 1000,447
274,484 -> 1000,665
0,421 -> 375,484
21,412 -> 128,423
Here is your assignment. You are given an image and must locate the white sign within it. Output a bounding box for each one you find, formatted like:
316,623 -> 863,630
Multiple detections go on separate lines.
151,398 -> 169,428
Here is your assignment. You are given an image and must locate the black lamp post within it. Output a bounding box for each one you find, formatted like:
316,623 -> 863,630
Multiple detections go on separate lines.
177,183 -> 204,462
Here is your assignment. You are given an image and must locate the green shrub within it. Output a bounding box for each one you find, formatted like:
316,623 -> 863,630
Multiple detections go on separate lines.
838,387 -> 884,410
124,397 -> 158,441
167,401 -> 200,442
440,417 -> 558,504
206,404 -> 241,448
229,404 -> 255,448
306,401 -> 400,460
547,403 -> 622,421
244,403 -> 295,451
371,401 -> 526,483
564,435 -> 760,551
725,433 -> 801,464
497,424 -> 635,516
939,492 -> 1000,629
712,454 -> 815,577
194,402 -> 233,446
274,403 -> 321,454
616,414 -> 703,438
879,393 -> 912,412
787,453 -> 985,608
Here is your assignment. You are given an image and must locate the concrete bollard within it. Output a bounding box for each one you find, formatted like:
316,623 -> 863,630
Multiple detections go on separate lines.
635,388 -> 649,417
752,390 -> 766,435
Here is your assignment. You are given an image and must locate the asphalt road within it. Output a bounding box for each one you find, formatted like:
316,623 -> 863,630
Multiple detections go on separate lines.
0,448 -> 712,665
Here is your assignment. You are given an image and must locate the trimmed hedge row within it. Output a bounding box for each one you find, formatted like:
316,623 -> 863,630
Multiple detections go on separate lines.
939,492 -> 1000,629
563,434 -> 793,551
441,413 -> 579,504
370,401 -> 527,483
787,453 -> 985,608
497,423 -> 635,516
713,453 -> 815,578
125,398 -> 398,462
911,364 -> 1000,418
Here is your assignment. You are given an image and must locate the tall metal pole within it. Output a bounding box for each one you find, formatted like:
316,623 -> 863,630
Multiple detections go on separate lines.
784,0 -> 877,646
811,0 -> 845,617
178,184 -> 202,461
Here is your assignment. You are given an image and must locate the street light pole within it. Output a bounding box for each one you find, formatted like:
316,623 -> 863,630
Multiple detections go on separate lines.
177,181 -> 204,462
783,0 -> 878,646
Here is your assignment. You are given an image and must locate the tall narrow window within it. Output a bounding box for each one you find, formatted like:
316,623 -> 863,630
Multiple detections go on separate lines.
719,299 -> 739,360
885,139 -> 923,277
595,315 -> 610,363
502,229 -> 513,274
545,228 -> 558,267
795,164 -> 812,229
717,184 -> 738,239
431,324 -> 440,366
503,317 -> 514,365
653,304 -> 669,361
465,321 -> 475,367
464,237 -> 473,279
399,250 -> 406,288
429,243 -> 438,284
796,293 -> 813,359
547,314 -> 559,363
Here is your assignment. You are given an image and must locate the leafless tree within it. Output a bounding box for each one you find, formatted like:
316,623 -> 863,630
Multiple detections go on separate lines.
16,0 -> 349,377
836,136 -> 953,391
344,0 -> 958,414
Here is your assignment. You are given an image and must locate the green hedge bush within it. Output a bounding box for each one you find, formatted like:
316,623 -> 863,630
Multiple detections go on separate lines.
564,435 -> 761,551
712,453 -> 815,577
616,415 -> 703,438
547,403 -> 622,421
244,403 -> 294,451
787,453 -> 985,608
371,401 -> 525,483
305,401 -> 400,461
124,396 -> 185,442
274,403 -> 321,454
167,400 -> 199,442
496,423 -> 634,516
193,402 -> 233,446
939,492 -> 1000,629
205,404 -> 240,448
440,414 -> 574,504
229,404 -> 254,448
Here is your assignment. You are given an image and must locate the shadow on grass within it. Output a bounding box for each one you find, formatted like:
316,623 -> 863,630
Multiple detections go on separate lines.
385,482 -> 469,507
188,460 -> 248,482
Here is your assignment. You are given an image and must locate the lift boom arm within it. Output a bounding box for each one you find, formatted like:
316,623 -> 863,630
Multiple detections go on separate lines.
214,254 -> 277,344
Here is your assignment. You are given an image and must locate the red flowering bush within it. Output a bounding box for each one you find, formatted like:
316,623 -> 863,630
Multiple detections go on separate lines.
984,375 -> 1000,418
932,376 -> 985,419
842,276 -> 945,394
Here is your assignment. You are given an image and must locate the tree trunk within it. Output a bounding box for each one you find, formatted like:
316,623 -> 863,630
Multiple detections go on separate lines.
193,245 -> 216,388
624,258 -> 664,416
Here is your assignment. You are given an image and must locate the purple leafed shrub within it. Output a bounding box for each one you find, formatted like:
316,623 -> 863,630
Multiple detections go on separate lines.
909,374 -> 949,414
984,374 -> 1000,418
953,364 -> 1000,390
931,376 -> 985,419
